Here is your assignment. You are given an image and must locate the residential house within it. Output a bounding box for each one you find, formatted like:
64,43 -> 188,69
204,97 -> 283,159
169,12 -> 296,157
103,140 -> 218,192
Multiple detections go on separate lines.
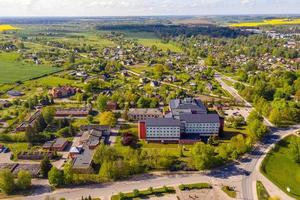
71,146 -> 94,174
16,110 -> 42,132
49,86 -> 79,99
42,138 -> 69,151
55,108 -> 90,118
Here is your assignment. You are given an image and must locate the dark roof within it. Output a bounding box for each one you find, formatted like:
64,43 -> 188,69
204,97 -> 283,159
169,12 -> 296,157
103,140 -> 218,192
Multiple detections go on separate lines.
80,125 -> 110,132
72,146 -> 93,169
43,141 -> 54,148
179,113 -> 220,123
145,118 -> 181,127
170,98 -> 207,112
52,138 -> 68,148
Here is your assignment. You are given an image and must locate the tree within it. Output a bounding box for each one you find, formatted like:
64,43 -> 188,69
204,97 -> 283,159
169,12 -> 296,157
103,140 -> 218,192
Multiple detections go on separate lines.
269,108 -> 281,126
93,144 -> 118,165
191,142 -> 217,170
16,170 -> 31,190
40,156 -> 52,178
69,53 -> 75,63
99,111 -> 116,127
96,95 -> 108,112
0,169 -> 15,194
247,110 -> 263,124
63,162 -> 74,185
247,119 -> 268,140
98,160 -> 115,180
42,107 -> 55,125
48,167 -> 64,187
205,55 -> 215,66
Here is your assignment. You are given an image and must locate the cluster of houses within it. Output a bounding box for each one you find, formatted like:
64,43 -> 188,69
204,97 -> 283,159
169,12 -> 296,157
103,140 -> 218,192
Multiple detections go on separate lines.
138,98 -> 224,144
70,125 -> 110,173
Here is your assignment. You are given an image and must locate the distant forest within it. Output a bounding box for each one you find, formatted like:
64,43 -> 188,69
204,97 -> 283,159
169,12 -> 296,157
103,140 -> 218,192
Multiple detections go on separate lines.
96,24 -> 248,38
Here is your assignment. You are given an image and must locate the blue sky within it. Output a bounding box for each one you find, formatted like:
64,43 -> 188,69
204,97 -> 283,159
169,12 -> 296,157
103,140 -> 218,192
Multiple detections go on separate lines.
0,0 -> 299,16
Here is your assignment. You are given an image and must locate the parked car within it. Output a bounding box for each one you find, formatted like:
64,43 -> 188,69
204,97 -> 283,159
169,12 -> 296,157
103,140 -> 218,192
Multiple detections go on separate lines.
2,147 -> 9,153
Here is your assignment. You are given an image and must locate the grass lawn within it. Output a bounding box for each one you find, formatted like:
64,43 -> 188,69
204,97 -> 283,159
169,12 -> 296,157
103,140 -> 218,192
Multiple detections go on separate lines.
256,181 -> 270,200
179,183 -> 212,191
111,186 -> 175,200
220,126 -> 248,142
25,75 -> 83,87
0,142 -> 29,156
127,64 -> 152,74
0,52 -> 61,84
139,140 -> 192,157
138,39 -> 182,52
221,186 -> 237,198
261,135 -> 300,199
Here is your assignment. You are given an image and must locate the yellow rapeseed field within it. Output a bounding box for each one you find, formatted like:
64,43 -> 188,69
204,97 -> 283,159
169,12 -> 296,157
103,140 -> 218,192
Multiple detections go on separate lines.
230,18 -> 300,27
0,24 -> 18,31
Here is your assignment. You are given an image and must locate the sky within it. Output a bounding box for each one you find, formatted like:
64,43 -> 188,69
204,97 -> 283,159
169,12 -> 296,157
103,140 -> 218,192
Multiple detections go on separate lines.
0,0 -> 299,16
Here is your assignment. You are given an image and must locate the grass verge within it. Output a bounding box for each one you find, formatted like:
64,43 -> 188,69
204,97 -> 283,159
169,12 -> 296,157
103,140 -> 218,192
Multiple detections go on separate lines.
221,186 -> 237,198
111,186 -> 175,200
179,183 -> 212,191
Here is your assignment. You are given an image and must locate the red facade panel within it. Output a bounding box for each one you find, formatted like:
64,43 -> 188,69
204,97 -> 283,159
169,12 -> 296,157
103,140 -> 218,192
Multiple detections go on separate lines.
138,121 -> 146,139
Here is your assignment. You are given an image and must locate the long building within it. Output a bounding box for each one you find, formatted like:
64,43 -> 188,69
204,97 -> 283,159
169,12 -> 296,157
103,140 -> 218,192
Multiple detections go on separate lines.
138,98 -> 224,143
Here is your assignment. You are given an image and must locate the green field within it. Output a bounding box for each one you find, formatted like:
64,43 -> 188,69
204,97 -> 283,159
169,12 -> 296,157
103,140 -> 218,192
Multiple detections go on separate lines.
138,39 -> 182,52
24,75 -> 83,87
261,135 -> 300,199
0,53 -> 61,84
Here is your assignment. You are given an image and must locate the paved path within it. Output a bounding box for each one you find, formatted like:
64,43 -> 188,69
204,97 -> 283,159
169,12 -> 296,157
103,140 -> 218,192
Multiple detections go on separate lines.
241,125 -> 300,200
17,171 -> 243,200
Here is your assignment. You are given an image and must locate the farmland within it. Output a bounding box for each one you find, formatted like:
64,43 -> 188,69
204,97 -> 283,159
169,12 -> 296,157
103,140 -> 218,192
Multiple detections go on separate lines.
0,53 -> 61,84
0,24 -> 18,31
230,18 -> 300,27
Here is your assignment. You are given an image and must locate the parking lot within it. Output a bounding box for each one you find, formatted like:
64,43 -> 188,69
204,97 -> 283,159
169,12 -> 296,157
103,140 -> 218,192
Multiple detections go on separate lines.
224,106 -> 251,120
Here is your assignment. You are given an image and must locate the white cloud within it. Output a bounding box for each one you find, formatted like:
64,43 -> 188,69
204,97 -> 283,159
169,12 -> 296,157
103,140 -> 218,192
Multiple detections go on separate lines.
240,0 -> 252,5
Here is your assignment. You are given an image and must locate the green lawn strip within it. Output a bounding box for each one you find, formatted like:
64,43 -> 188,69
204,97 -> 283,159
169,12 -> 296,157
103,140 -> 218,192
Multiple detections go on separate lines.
221,186 -> 237,198
179,183 -> 212,191
111,186 -> 175,200
256,181 -> 270,200
260,135 -> 300,199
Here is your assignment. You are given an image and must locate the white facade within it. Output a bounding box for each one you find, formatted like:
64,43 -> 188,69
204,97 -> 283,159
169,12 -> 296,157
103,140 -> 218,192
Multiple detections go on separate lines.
146,126 -> 181,139
184,122 -> 220,134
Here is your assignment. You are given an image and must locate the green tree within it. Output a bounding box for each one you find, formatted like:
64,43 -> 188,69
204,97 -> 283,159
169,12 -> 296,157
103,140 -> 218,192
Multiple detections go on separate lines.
247,119 -> 268,140
0,169 -> 15,195
40,156 -> 52,178
98,160 -> 115,180
42,107 -> 56,125
269,108 -> 281,126
191,142 -> 217,170
247,110 -> 263,124
96,95 -> 108,112
99,111 -> 116,127
48,167 -> 64,187
63,162 -> 74,185
16,170 -> 31,190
